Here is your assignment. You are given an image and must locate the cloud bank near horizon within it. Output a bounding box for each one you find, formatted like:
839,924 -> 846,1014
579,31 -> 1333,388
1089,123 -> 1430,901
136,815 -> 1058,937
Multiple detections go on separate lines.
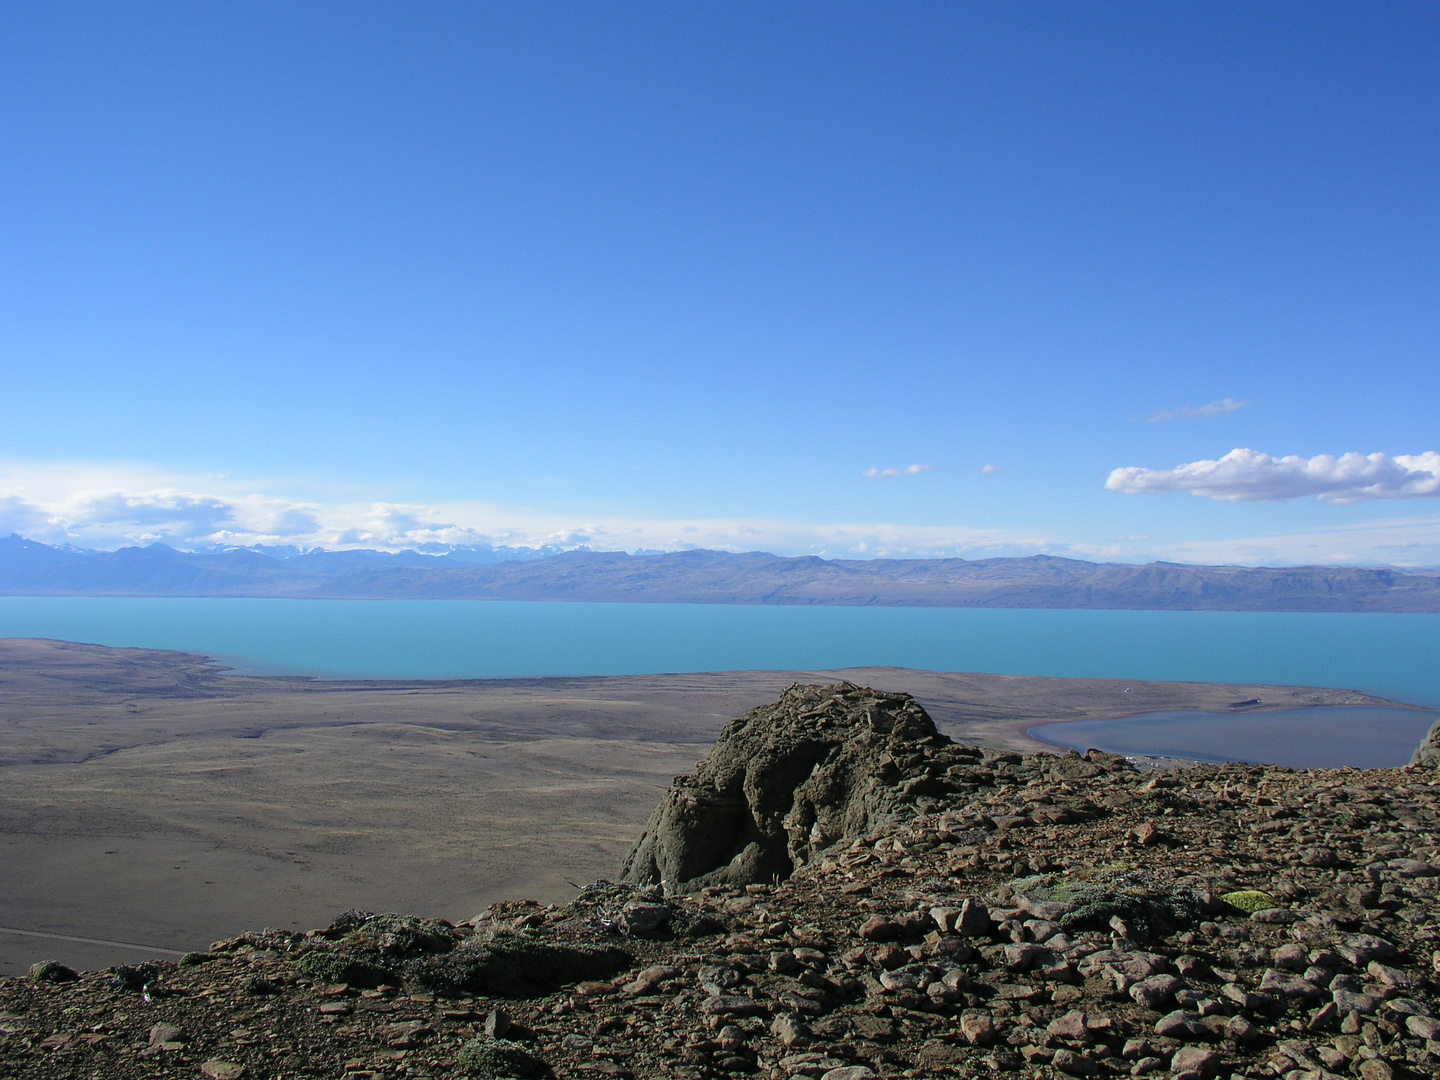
0,461 -> 1054,560
2,460 -> 1438,568
1107,449 -> 1440,505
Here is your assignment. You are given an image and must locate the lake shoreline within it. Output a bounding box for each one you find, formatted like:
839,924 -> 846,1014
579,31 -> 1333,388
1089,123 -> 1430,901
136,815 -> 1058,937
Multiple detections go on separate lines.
1026,703 -> 1439,769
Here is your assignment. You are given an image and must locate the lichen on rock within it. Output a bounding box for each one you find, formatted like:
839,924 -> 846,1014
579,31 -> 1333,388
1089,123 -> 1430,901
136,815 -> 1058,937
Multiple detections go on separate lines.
1220,889 -> 1280,915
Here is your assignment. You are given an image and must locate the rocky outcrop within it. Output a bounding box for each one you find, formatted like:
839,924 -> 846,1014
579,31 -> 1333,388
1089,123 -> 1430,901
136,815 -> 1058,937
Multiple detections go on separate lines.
1410,715 -> 1440,767
619,684 -> 954,892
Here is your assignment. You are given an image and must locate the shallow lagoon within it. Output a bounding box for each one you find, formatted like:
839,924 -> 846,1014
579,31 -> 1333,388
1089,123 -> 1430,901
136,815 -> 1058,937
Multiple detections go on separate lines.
1029,705 -> 1438,769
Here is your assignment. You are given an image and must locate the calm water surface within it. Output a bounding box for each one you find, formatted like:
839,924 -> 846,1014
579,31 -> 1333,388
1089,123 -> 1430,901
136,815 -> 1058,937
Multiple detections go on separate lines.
4,597 -> 1438,766
1,596 -> 1437,706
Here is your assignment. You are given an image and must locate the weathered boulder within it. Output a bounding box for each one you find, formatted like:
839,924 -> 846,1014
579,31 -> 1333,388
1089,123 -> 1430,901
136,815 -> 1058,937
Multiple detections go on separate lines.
620,683 -> 948,892
1409,716 -> 1440,767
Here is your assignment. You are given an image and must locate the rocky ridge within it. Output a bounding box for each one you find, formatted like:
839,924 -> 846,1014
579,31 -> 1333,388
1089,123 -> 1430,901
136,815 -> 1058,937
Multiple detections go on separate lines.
4,683 -> 1440,1080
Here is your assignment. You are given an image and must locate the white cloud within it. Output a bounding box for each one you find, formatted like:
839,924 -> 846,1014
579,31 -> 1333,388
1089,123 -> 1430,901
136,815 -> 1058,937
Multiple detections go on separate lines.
0,459 -> 1060,559
1106,448 -> 1440,505
1146,397 -> 1251,423
980,464 -> 1000,475
0,493 -> 48,537
1143,516 -> 1440,568
862,464 -> 934,479
6,458 -> 1438,567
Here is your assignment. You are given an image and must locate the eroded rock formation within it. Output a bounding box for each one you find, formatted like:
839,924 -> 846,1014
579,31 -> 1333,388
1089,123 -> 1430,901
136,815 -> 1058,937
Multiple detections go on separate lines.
619,683 -> 953,892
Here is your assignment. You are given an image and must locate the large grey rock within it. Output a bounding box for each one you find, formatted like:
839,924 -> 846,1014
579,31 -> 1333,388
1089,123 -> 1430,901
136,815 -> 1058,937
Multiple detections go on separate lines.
619,683 -> 948,892
1410,716 -> 1440,767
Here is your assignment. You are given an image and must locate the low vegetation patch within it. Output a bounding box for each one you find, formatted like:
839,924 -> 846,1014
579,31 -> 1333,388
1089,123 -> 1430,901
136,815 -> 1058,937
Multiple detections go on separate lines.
339,912 -> 460,956
293,950 -> 391,988
412,933 -> 630,997
566,880 -> 725,940
455,1036 -> 547,1078
293,917 -> 630,998
1011,868 -> 1206,940
28,961 -> 78,983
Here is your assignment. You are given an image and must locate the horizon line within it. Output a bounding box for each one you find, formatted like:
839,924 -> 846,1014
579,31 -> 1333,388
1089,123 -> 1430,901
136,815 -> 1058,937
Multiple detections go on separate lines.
5,532 -> 1437,575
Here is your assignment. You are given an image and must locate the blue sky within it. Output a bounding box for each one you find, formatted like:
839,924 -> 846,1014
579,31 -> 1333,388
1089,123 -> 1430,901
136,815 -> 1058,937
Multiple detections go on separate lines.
2,3 -> 1438,564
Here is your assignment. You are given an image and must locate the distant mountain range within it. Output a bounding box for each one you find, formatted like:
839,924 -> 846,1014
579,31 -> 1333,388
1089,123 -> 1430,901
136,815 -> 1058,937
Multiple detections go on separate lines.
3,534 -> 1439,612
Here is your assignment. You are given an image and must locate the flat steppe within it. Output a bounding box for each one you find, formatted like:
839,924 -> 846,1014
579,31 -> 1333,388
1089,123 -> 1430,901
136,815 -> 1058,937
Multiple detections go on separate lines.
0,638 -> 1396,976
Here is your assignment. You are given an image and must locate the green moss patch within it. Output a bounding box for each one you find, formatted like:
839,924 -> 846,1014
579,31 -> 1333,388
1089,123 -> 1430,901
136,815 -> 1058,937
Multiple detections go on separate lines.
1220,889 -> 1280,915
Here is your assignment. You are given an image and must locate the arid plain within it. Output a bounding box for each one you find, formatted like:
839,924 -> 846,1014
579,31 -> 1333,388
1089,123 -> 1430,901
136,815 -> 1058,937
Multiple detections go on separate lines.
0,638 -> 1394,976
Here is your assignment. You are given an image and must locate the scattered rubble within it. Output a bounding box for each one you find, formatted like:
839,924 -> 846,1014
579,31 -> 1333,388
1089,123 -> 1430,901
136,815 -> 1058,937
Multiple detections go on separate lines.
4,682 -> 1439,1080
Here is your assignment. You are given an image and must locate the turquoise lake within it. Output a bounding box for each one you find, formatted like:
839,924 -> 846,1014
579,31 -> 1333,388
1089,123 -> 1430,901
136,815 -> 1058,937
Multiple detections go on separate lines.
1,597 -> 1438,708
